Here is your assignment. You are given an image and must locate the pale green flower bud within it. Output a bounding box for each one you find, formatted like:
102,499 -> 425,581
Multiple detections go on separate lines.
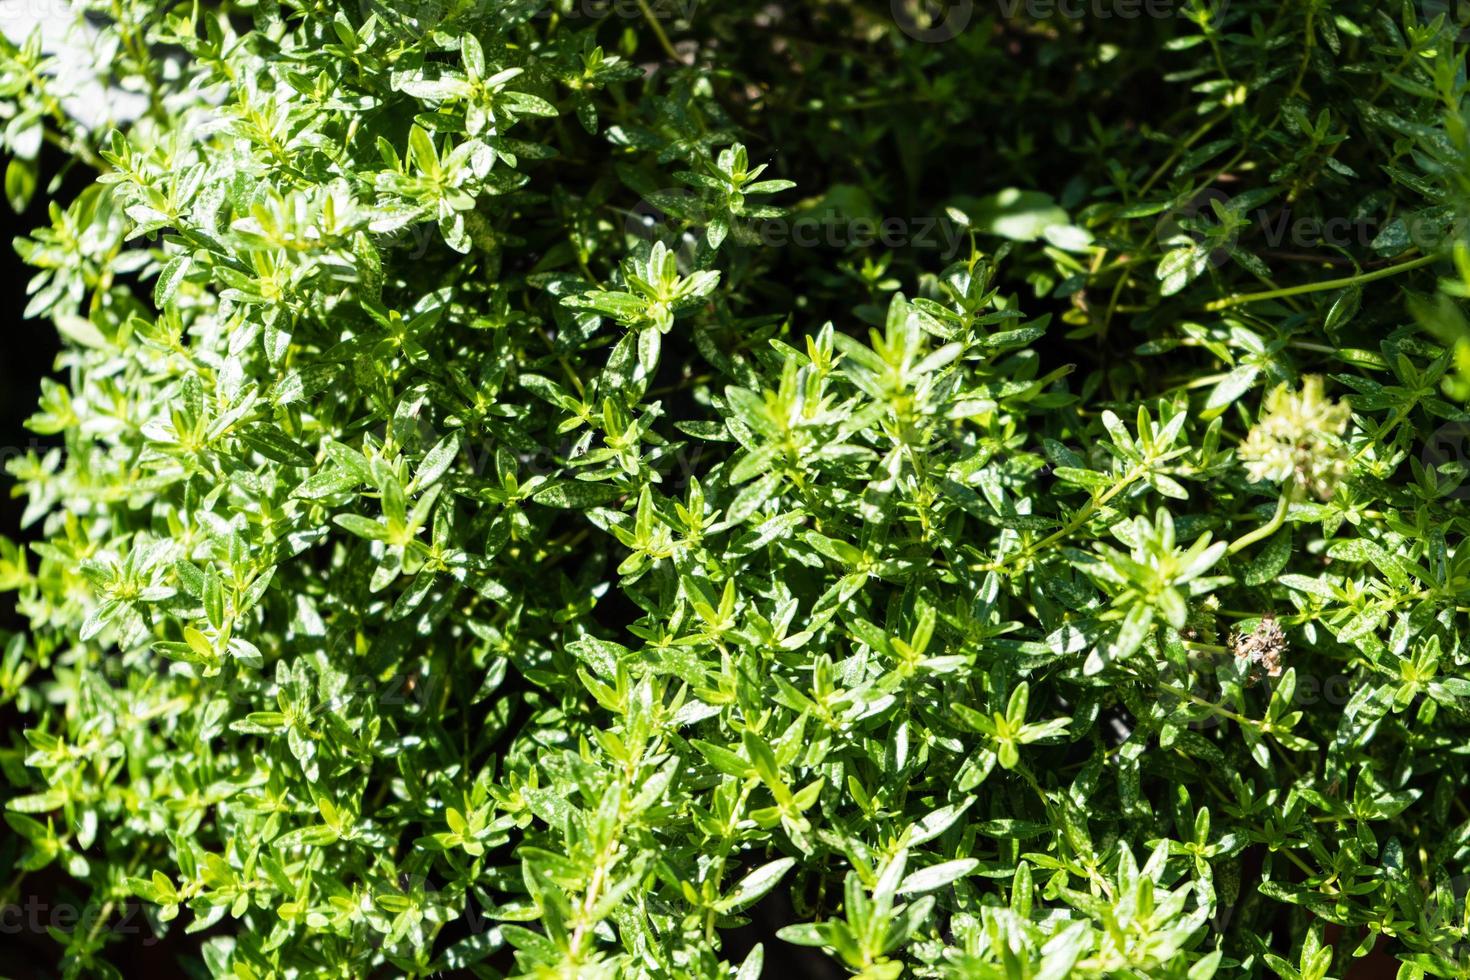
1237,375 -> 1351,500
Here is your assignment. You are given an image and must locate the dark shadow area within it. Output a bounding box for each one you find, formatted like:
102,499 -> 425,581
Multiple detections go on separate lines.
0,145 -> 67,633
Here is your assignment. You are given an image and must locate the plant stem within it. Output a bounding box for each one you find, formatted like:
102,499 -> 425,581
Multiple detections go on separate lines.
637,0 -> 685,63
1227,491 -> 1290,555
983,465 -> 1146,572
1203,253 -> 1439,311
1155,680 -> 1261,729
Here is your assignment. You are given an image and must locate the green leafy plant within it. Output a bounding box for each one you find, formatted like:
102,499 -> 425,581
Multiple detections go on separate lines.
3,1 -> 1470,978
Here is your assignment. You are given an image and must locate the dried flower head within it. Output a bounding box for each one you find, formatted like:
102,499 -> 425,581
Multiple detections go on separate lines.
1230,614 -> 1288,685
1237,375 -> 1352,500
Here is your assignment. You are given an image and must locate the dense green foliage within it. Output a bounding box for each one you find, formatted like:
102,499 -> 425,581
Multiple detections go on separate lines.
5,1 -> 1470,977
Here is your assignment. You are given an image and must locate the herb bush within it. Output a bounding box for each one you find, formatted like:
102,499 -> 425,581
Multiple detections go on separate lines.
5,1 -> 1470,977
